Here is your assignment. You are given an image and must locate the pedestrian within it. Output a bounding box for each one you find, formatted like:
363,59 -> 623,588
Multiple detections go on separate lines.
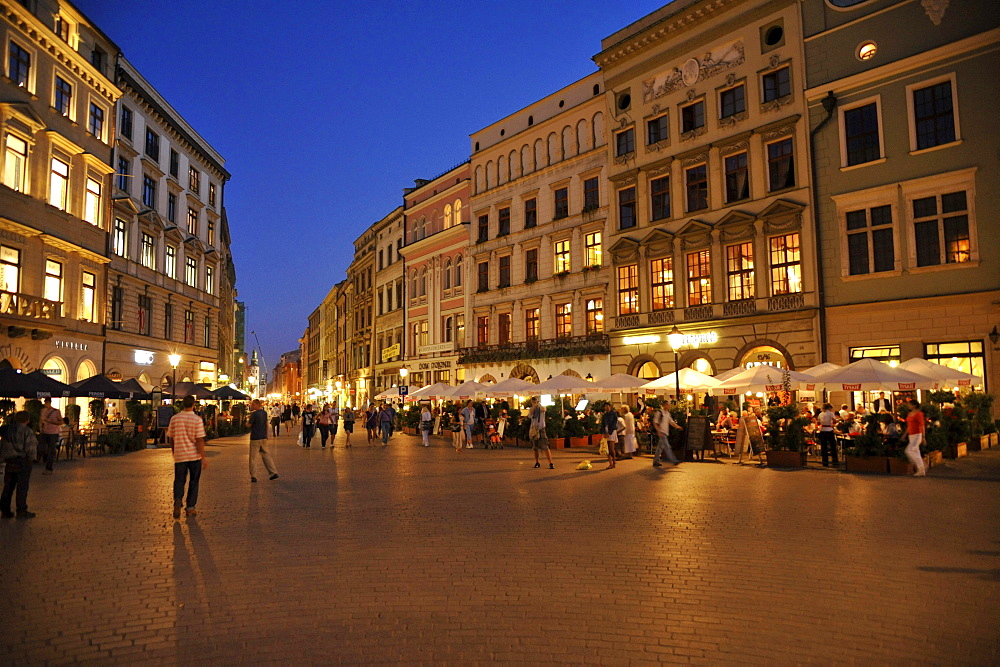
460,400 -> 476,448
246,399 -> 278,483
167,395 -> 208,518
903,400 -> 927,477
301,404 -> 316,447
291,403 -> 300,425
620,405 -> 637,459
420,404 -> 432,447
365,406 -> 378,444
1,411 -> 38,519
269,403 -> 282,437
342,406 -> 355,447
378,402 -> 394,445
528,397 -> 554,469
317,403 -> 332,448
474,400 -> 488,446
652,404 -> 680,467
817,402 -> 838,467
330,403 -> 340,443
38,397 -> 62,474
281,404 -> 292,435
601,403 -> 619,470
451,406 -> 464,452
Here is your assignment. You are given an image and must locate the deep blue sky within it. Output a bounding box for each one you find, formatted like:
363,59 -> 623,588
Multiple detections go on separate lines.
74,0 -> 669,372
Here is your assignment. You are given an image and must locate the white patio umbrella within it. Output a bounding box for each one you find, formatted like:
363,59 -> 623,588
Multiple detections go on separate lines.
641,368 -> 720,393
442,380 -> 490,400
712,367 -> 746,382
407,382 -> 449,400
422,382 -> 463,399
800,362 -> 841,377
373,389 -> 400,401
895,358 -> 983,389
711,366 -> 818,395
482,377 -> 536,397
532,374 -> 595,394
810,358 -> 936,392
589,373 -> 649,393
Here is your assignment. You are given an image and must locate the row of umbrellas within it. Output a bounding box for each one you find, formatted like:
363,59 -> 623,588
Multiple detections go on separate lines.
374,357 -> 982,402
0,368 -> 250,401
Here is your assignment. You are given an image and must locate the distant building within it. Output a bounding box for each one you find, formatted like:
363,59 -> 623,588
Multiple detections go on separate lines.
804,0 -> 999,397
401,165 -> 470,388
345,226 -> 376,406
371,206 -> 405,395
462,74 -> 612,384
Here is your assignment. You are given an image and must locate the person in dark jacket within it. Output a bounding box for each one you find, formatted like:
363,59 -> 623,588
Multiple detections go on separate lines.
247,399 -> 278,483
601,403 -> 620,470
1,411 -> 38,518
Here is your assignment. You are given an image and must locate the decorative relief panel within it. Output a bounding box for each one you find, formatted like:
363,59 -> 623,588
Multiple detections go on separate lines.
642,39 -> 745,103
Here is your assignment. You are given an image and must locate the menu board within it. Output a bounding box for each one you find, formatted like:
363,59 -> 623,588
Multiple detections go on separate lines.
685,416 -> 710,452
734,414 -> 766,459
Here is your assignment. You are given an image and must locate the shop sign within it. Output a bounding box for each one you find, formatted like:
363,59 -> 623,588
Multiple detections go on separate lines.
381,343 -> 400,361
840,383 -> 861,391
681,331 -> 718,347
55,340 -> 89,351
134,350 -> 154,365
107,371 -> 123,381
40,368 -> 62,375
418,361 -> 452,370
200,361 -> 216,371
418,342 -> 454,355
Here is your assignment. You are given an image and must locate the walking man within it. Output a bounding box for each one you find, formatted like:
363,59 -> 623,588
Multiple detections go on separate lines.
461,400 -> 476,448
301,404 -> 316,447
378,402 -> 394,445
904,399 -> 928,477
529,397 -> 554,469
168,395 -> 208,518
652,404 -> 680,467
247,399 -> 279,483
38,397 -> 62,474
1,411 -> 38,519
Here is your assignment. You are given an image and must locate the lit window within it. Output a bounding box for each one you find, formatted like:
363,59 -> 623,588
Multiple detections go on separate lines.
208,183 -> 216,207
186,256 -> 198,287
140,233 -> 156,269
0,245 -> 19,293
555,303 -> 572,338
769,233 -> 802,295
112,219 -> 127,257
586,298 -> 604,334
205,265 -> 214,294
3,134 -> 28,192
585,232 -> 602,268
525,308 -> 539,340
207,219 -> 215,246
617,265 -> 639,315
477,316 -> 489,347
924,340 -> 985,384
188,166 -> 200,195
913,191 -> 970,267
184,310 -> 194,344
687,250 -> 712,306
187,208 -> 198,235
857,42 -> 877,61
726,242 -> 755,301
554,239 -> 571,273
650,258 -> 674,310
49,157 -> 69,210
84,177 -> 101,225
165,245 -> 177,279
80,271 -> 96,322
44,259 -> 62,306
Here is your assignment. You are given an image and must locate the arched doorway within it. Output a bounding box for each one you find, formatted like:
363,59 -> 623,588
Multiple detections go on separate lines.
508,363 -> 539,384
561,369 -> 582,378
41,356 -> 68,410
688,355 -> 715,375
76,359 -> 97,382
635,361 -> 660,379
478,373 -> 497,384
738,343 -> 791,370
0,358 -> 14,371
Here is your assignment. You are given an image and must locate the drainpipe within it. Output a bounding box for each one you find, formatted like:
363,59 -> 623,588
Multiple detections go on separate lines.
809,91 -> 837,363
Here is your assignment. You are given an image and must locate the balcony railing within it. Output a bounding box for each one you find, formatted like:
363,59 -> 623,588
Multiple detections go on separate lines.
610,291 -> 813,330
0,290 -> 62,324
458,333 -> 610,365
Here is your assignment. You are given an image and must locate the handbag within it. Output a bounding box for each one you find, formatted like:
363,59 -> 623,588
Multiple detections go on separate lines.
529,425 -> 540,440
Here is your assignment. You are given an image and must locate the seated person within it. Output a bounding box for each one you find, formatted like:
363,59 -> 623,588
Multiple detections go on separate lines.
847,413 -> 864,436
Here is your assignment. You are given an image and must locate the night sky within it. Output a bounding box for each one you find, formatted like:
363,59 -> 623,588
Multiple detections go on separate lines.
73,0 -> 669,372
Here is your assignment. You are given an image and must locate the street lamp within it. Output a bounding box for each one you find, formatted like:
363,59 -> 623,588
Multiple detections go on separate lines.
168,353 -> 181,402
667,326 -> 684,403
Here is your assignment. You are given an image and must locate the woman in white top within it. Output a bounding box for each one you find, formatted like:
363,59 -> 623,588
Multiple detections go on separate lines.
620,405 -> 637,458
420,405 -> 433,447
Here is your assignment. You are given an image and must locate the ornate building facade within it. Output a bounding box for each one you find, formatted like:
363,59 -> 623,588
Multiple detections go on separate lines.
371,206 -> 405,395
595,0 -> 821,384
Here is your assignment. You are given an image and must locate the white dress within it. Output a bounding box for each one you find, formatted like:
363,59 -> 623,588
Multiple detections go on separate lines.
622,412 -> 637,454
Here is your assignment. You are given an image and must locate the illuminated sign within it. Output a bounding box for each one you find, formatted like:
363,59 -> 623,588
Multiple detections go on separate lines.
381,343 -> 400,361
134,350 -> 154,365
681,331 -> 718,347
622,335 -> 660,345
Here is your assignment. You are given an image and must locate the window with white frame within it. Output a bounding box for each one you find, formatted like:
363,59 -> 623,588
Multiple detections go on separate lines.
8,41 -> 32,89
0,245 -> 20,292
88,102 -> 104,139
585,231 -> 602,267
845,204 -> 895,276
205,264 -> 214,294
140,232 -> 155,269
43,259 -> 62,306
54,76 -> 72,117
112,219 -> 127,257
4,134 -> 28,192
767,138 -> 795,191
165,244 -> 177,279
554,239 -> 571,273
650,257 -> 674,310
185,255 -> 198,287
686,250 -> 712,306
84,177 -> 101,225
908,75 -> 959,152
912,190 -> 970,267
769,233 -> 802,295
726,242 -> 754,301
80,271 -> 96,322
49,157 -> 69,210
840,98 -> 883,167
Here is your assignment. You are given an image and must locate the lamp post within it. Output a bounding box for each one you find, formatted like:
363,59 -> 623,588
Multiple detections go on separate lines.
667,326 -> 684,404
168,353 -> 181,402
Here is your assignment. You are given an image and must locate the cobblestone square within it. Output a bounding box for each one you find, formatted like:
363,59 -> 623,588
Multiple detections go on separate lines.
2,431 -> 999,664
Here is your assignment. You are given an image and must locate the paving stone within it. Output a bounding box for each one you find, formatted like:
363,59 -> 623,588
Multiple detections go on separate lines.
1,430 -> 999,663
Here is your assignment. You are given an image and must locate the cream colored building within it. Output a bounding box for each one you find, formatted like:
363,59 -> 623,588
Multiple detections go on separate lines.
371,206 -> 405,395
0,0 -> 118,386
803,0 -> 999,405
345,226 -> 376,407
401,164 -> 469,388
595,0 -> 821,386
108,58 -> 231,389
462,73 -> 613,384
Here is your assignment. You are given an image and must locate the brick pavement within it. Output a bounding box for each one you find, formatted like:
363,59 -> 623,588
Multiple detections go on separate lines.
2,428 -> 999,664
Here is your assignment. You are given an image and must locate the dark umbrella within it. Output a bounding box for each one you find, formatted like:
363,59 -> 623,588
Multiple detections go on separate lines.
170,382 -> 215,399
211,386 -> 250,400
120,379 -> 153,400
71,375 -> 135,399
0,368 -> 71,398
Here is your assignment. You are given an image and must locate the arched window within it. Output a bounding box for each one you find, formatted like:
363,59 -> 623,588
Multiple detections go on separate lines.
454,255 -> 463,287
444,316 -> 453,342
419,267 -> 427,296
454,199 -> 462,225
411,270 -> 418,299
444,204 -> 452,229
443,259 -> 452,289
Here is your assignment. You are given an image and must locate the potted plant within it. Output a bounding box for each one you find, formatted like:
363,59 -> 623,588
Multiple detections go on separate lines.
564,411 -> 589,448
89,398 -> 106,424
545,404 -> 566,448
402,405 -> 421,435
764,399 -> 809,468
843,413 -> 889,473
962,391 -> 994,451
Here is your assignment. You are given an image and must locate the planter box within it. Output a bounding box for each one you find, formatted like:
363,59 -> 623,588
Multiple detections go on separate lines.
887,458 -> 915,476
925,450 -> 944,468
845,456 -> 889,474
765,450 -> 807,468
943,442 -> 968,459
977,435 -> 990,451
551,437 -> 566,450
403,427 -> 418,436
568,436 -> 590,448
990,433 -> 998,448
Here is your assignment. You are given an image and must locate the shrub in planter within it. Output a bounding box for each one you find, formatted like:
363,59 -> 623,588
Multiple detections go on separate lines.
64,403 -> 81,426
89,399 -> 106,423
0,399 -> 15,417
24,399 -> 42,433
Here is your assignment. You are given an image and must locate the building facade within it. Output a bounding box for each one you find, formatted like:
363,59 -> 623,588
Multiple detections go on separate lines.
595,0 -> 821,385
803,0 -> 999,398
461,74 -> 612,384
345,227 -> 375,407
371,206 -> 405,395
0,0 -> 118,386
107,58 -> 231,390
401,165 -> 470,388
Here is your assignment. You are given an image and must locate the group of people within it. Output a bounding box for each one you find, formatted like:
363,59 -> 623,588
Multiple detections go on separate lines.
596,402 -> 681,470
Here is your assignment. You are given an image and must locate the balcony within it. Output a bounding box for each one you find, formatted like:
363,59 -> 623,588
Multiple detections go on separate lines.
458,334 -> 611,365
610,292 -> 814,330
0,290 -> 63,328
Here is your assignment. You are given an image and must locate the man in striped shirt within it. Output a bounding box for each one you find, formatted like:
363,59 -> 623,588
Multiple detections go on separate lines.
168,395 -> 208,518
